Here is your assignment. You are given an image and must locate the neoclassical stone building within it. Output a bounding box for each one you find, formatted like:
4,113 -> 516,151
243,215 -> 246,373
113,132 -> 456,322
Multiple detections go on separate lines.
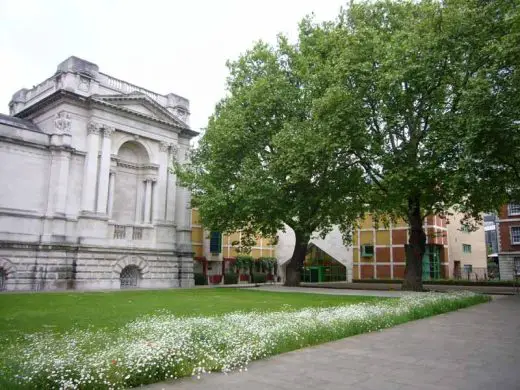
0,56 -> 197,290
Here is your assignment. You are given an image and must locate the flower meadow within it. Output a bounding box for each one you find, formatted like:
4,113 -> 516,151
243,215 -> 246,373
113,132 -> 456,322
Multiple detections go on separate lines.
0,291 -> 488,390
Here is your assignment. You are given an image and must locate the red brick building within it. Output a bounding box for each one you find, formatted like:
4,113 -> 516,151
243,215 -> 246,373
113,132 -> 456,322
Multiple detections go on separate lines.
497,203 -> 520,280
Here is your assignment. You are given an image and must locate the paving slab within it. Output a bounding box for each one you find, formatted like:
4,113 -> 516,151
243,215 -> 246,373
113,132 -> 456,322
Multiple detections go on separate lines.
143,295 -> 520,390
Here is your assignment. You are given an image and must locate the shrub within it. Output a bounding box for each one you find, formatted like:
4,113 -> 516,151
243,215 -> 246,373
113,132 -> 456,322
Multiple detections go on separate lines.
252,272 -> 267,284
224,273 -> 238,285
352,278 -> 518,287
194,273 -> 207,285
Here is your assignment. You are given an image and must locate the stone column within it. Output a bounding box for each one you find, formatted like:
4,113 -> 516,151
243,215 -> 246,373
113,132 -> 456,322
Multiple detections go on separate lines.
96,126 -> 114,213
107,171 -> 116,217
135,180 -> 144,224
166,144 -> 178,221
175,145 -> 192,251
81,121 -> 101,212
143,178 -> 153,224
156,142 -> 170,221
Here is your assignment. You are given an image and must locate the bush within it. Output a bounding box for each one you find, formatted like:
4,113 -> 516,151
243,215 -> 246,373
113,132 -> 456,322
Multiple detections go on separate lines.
194,273 -> 207,285
224,272 -> 238,285
252,272 -> 267,284
352,278 -> 518,287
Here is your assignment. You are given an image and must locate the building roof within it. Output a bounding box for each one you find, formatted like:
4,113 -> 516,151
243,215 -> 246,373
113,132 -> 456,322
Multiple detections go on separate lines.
0,113 -> 40,132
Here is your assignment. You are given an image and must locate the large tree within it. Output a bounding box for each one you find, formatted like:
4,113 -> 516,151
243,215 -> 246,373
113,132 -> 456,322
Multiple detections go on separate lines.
178,38 -> 367,286
312,0 -> 519,290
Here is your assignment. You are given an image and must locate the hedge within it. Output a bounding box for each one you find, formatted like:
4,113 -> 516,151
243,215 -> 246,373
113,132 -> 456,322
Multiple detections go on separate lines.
194,273 -> 207,286
352,279 -> 518,287
252,272 -> 267,284
224,272 -> 238,285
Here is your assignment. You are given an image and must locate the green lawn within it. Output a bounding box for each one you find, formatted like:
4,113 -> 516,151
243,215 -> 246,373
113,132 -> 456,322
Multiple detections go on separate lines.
0,288 -> 386,339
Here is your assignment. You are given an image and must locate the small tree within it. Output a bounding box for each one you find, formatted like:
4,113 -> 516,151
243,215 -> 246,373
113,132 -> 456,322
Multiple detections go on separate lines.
178,36 -> 367,286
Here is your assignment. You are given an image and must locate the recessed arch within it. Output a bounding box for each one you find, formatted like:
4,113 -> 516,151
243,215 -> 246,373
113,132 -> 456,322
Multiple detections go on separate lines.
0,258 -> 15,291
112,255 -> 150,279
112,135 -> 155,164
117,140 -> 150,164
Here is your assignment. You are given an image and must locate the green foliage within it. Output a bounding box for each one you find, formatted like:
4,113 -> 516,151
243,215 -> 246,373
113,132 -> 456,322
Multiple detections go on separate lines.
176,26 -> 368,247
256,257 -> 277,273
252,272 -> 267,284
307,0 -> 519,224
194,273 -> 207,286
224,272 -> 239,285
235,255 -> 254,271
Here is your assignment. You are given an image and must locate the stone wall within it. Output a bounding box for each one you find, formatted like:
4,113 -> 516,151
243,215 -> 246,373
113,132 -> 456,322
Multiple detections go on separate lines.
0,244 -> 194,291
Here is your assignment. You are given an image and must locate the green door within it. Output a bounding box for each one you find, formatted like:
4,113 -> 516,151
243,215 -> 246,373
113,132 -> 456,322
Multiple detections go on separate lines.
422,245 -> 441,280
422,246 -> 431,281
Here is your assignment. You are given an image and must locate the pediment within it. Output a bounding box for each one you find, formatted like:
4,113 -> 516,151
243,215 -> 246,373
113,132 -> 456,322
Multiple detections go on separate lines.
91,93 -> 187,127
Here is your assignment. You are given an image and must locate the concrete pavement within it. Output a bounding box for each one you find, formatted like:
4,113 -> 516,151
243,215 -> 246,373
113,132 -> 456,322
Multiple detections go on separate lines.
144,294 -> 520,390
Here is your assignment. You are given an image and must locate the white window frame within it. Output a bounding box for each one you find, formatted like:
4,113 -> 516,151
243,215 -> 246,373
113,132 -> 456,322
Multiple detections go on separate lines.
508,204 -> 520,216
511,226 -> 520,245
514,257 -> 520,276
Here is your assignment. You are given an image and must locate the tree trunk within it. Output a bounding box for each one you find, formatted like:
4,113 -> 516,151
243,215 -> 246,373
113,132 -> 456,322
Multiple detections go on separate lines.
284,232 -> 309,287
402,197 -> 426,291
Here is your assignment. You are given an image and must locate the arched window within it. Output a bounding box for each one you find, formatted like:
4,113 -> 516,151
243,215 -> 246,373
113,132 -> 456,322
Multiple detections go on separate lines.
120,265 -> 141,288
0,268 -> 7,291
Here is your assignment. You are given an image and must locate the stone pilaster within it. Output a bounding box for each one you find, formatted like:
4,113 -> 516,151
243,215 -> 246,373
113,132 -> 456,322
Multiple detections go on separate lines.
96,126 -> 114,213
175,145 -> 192,252
107,170 -> 116,218
135,180 -> 144,224
143,177 -> 156,224
166,144 -> 178,222
156,142 -> 170,221
81,121 -> 100,212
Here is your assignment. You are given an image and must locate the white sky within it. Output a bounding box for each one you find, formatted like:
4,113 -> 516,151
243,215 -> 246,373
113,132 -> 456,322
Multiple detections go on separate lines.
0,0 -> 345,133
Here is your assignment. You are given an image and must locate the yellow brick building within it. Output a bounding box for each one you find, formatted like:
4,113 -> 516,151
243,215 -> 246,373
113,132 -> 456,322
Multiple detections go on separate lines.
191,209 -> 276,283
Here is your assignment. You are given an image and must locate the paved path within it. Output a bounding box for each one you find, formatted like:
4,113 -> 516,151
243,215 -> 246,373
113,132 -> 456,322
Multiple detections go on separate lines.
144,295 -> 520,390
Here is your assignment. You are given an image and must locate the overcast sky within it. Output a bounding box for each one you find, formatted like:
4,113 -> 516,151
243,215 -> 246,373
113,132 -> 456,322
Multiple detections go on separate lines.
0,0 -> 345,133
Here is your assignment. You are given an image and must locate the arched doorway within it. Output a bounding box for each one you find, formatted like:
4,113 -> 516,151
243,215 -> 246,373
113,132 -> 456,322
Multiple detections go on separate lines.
120,265 -> 141,288
0,268 -> 6,291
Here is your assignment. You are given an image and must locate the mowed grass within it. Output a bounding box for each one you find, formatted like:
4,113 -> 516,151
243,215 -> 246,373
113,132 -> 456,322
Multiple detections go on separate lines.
0,288 -> 388,340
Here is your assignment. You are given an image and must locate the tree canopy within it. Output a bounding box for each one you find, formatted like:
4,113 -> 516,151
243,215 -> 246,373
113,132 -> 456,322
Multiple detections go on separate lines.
179,0 -> 519,289
307,0 -> 519,289
178,36 -> 368,285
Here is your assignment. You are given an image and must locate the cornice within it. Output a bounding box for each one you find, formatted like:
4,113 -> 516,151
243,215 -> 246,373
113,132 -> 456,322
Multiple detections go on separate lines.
92,93 -> 187,127
13,90 -> 198,138
89,97 -> 189,131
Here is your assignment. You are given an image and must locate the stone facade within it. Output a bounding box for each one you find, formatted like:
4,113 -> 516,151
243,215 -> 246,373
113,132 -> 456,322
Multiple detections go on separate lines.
0,56 -> 198,291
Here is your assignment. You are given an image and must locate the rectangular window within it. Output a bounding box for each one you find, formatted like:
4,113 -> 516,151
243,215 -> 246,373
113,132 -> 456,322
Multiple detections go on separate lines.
209,231 -> 222,253
361,244 -> 374,257
511,227 -> 520,245
462,244 -> 472,253
508,204 -> 520,216
514,257 -> 520,276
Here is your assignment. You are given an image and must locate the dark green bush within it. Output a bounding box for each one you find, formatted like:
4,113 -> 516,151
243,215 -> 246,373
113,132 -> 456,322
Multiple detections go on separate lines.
252,272 -> 267,284
352,278 -> 517,286
224,272 -> 238,285
194,272 -> 207,285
